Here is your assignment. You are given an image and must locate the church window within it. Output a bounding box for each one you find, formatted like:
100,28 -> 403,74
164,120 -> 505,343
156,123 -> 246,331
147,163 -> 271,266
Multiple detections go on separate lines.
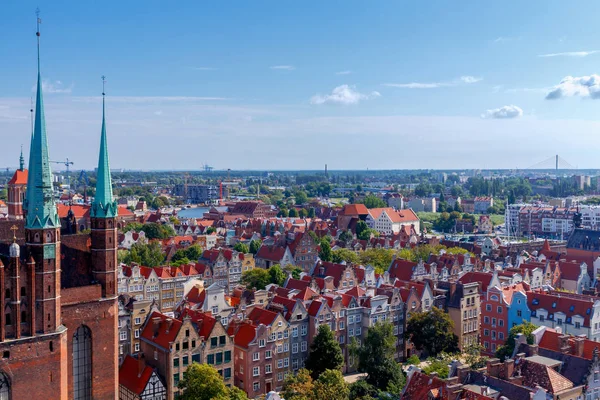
0,372 -> 10,400
4,290 -> 9,300
21,311 -> 26,323
20,287 -> 25,297
4,314 -> 10,326
73,325 -> 92,400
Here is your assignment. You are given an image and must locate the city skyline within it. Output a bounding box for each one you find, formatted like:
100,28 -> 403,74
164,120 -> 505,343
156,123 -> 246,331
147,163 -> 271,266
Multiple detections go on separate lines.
2,1 -> 600,170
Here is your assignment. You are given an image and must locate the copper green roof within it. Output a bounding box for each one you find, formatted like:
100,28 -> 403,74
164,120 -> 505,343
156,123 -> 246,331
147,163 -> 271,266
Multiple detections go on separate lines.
25,55 -> 59,230
91,93 -> 117,218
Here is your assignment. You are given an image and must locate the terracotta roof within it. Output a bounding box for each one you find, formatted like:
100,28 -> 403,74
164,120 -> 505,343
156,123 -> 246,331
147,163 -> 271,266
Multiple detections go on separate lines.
233,322 -> 257,348
181,308 -> 217,339
388,259 -> 418,281
256,245 -> 286,262
117,205 -> 135,216
57,203 -> 90,219
527,291 -> 595,326
519,359 -> 573,393
285,278 -> 310,291
270,296 -> 297,320
119,355 -> 154,395
339,204 -> 369,216
559,261 -> 584,281
294,287 -> 318,301
140,312 -> 183,349
184,286 -> 206,307
459,271 -> 494,293
247,307 -> 278,326
8,169 -> 27,185
401,371 -> 446,400
307,299 -> 324,317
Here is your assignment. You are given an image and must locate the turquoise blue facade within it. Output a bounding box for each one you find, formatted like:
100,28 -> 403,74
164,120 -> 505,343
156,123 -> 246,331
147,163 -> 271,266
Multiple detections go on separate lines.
508,291 -> 531,329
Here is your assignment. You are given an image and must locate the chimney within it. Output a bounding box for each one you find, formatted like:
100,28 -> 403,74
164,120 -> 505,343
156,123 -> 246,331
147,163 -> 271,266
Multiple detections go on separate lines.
165,318 -> 174,333
574,337 -> 585,357
486,358 -> 501,378
504,359 -> 515,379
138,354 -> 146,378
558,335 -> 570,354
456,365 -> 470,382
528,344 -> 539,356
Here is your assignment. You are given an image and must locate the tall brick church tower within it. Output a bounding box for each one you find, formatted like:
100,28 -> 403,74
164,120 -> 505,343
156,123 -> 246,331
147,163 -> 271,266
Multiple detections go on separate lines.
90,80 -> 118,298
0,15 -> 119,400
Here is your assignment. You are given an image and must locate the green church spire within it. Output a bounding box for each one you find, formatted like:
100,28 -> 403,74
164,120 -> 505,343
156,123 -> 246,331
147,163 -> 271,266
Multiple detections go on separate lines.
19,145 -> 24,171
91,76 -> 117,219
25,11 -> 59,230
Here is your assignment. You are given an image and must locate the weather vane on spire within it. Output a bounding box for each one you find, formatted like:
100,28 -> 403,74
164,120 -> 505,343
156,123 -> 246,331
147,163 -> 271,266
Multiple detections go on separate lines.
36,8 -> 41,67
102,75 -> 106,96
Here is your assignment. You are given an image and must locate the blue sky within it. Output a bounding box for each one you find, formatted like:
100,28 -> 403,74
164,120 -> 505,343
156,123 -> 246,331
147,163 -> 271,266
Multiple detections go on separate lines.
2,1 -> 600,170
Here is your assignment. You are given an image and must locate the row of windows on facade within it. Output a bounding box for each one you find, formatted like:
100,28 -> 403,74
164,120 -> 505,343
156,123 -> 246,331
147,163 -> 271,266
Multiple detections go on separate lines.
483,329 -> 505,341
173,351 -> 231,368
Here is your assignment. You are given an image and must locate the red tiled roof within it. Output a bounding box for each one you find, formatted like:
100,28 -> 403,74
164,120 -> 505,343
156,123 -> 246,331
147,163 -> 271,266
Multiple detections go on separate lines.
559,261 -> 584,281
184,286 -> 206,306
388,259 -> 418,281
233,323 -> 257,348
339,204 -> 369,216
539,329 -> 600,360
119,355 -> 154,395
8,169 -> 27,185
256,245 -> 286,262
294,287 -> 318,301
459,271 -> 494,293
271,295 -> 297,320
400,371 -> 446,400
345,286 -> 366,298
527,291 -> 595,326
57,203 -> 90,219
140,312 -> 182,349
307,299 -> 324,317
285,278 -> 310,291
247,307 -> 278,326
117,205 -> 135,216
181,308 -> 217,339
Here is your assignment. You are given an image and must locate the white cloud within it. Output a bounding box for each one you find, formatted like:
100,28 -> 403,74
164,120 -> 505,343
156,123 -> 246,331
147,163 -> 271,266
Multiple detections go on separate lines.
310,85 -> 380,105
539,51 -> 598,58
336,70 -> 352,75
546,74 -> 600,100
383,75 -> 482,89
481,105 -> 523,119
32,80 -> 73,94
270,65 -> 295,70
493,36 -> 520,43
460,76 -> 482,84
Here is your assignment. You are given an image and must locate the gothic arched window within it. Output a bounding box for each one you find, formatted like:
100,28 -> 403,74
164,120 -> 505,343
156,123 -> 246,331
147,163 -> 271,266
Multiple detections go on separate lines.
0,372 -> 10,400
73,325 -> 92,399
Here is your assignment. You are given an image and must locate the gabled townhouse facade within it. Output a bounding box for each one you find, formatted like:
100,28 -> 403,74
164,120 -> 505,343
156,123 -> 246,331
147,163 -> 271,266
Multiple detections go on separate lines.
288,232 -> 319,272
268,296 -> 310,372
255,245 -> 295,269
119,354 -> 167,400
365,207 -> 420,236
139,312 -> 203,400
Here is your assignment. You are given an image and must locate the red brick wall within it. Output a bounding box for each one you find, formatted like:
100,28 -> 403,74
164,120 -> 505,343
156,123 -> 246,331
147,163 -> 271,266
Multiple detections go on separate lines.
0,330 -> 68,399
62,297 -> 118,400
62,285 -> 102,305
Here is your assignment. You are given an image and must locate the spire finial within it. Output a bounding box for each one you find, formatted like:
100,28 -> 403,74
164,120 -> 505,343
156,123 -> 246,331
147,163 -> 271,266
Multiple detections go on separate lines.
102,75 -> 106,96
36,8 -> 41,71
20,145 -> 24,171
10,225 -> 18,242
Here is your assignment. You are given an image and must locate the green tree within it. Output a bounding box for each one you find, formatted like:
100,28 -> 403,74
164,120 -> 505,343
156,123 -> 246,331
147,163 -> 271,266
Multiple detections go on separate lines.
339,230 -> 353,245
185,244 -> 203,261
359,194 -> 386,209
319,239 -> 332,262
123,241 -> 165,267
289,208 -> 299,218
406,307 -> 459,357
178,363 -> 241,400
269,264 -> 286,286
295,190 -> 309,205
308,208 -> 315,218
349,379 -> 378,400
206,226 -> 216,234
406,355 -> 420,365
353,322 -> 405,393
249,239 -> 262,254
299,209 -> 308,218
358,248 -> 394,274
495,322 -> 536,360
332,249 -> 360,264
122,222 -> 144,233
281,369 -> 314,400
313,369 -> 349,400
423,358 -> 450,379
241,268 -> 271,290
355,220 -> 373,241
140,222 -> 175,239
464,343 -> 488,369
234,242 -> 249,253
278,208 -> 289,217
305,325 -> 344,379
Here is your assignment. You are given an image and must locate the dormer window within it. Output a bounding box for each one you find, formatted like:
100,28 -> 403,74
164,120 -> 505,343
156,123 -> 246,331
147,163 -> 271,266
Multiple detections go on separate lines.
552,302 -> 557,308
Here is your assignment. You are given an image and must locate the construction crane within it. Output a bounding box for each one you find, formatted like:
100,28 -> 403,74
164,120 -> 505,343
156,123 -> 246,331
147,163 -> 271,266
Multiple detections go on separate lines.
50,158 -> 74,191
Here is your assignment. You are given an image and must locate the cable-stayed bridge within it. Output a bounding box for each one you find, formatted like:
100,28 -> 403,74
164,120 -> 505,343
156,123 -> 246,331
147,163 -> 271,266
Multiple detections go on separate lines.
525,155 -> 575,170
